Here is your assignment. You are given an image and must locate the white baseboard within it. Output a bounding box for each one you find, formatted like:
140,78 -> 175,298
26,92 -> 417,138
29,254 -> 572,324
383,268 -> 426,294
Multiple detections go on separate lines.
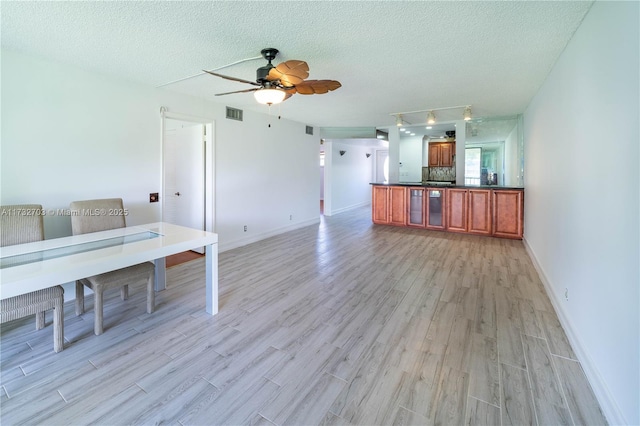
325,201 -> 370,216
522,237 -> 627,426
219,217 -> 320,253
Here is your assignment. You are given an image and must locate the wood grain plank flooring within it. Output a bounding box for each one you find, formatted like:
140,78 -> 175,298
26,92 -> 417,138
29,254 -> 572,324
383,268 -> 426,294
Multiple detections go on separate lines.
0,206 -> 606,425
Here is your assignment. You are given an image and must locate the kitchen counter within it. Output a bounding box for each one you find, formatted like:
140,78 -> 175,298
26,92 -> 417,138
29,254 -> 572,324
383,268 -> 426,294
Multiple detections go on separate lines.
371,183 -> 524,239
370,182 -> 524,190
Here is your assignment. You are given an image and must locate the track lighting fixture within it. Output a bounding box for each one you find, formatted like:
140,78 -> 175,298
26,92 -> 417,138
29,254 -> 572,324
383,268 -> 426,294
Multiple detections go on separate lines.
396,115 -> 403,127
427,111 -> 436,125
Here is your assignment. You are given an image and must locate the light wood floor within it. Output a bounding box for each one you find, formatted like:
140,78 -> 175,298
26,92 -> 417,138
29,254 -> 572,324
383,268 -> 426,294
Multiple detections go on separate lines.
0,206 -> 607,425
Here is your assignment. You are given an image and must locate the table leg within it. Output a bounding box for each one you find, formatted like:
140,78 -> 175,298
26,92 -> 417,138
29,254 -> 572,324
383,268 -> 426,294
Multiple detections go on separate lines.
154,257 -> 166,291
205,243 -> 218,315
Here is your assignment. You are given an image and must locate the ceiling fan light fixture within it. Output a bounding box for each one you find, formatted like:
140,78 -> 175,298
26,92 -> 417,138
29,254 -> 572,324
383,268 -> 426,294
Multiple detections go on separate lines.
427,111 -> 436,125
254,88 -> 286,105
396,115 -> 403,127
463,106 -> 472,121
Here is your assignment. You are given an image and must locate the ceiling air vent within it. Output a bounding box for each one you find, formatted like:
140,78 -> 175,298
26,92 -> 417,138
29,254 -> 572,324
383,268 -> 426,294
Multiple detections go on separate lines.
226,107 -> 243,121
305,125 -> 314,135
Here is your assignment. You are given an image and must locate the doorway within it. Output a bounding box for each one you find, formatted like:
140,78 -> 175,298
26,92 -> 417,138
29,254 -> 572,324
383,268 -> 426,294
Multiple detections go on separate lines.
320,150 -> 325,214
161,111 -> 215,255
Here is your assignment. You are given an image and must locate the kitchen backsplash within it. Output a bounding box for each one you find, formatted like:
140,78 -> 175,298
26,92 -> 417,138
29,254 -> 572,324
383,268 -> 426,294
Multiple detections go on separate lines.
423,166 -> 456,182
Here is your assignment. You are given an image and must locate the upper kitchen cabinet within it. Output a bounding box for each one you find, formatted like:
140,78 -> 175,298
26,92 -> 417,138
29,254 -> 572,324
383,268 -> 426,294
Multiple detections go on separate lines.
439,142 -> 454,167
428,142 -> 455,167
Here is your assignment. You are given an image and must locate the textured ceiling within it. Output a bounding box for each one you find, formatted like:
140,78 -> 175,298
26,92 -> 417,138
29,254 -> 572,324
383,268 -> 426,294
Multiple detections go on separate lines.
1,1 -> 593,128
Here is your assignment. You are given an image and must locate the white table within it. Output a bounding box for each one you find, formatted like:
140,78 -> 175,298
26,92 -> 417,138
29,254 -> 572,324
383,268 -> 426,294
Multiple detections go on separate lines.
0,222 -> 219,315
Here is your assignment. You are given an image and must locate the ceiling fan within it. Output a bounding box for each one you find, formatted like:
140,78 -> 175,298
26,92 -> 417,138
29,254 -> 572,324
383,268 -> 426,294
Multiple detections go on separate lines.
203,48 -> 341,105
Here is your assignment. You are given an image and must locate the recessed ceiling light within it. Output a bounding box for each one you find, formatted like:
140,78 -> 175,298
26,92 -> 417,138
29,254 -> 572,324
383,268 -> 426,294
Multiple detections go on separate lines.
399,128 -> 405,131
410,133 -> 416,136
426,126 -> 432,129
405,130 -> 410,134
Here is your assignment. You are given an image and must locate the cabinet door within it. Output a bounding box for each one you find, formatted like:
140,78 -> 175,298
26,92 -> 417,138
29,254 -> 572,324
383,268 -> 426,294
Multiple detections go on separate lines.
372,186 -> 389,224
426,188 -> 446,230
446,188 -> 468,232
407,188 -> 425,227
439,142 -> 454,167
389,186 -> 407,226
428,144 -> 440,167
493,190 -> 524,239
468,189 -> 492,235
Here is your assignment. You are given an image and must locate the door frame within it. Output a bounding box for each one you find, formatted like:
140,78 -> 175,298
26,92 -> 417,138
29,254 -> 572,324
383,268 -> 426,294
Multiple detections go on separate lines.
160,109 -> 215,233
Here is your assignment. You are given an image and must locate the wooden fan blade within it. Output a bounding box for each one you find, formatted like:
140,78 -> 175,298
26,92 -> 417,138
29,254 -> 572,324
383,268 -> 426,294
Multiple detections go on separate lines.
294,80 -> 342,95
215,88 -> 259,96
267,60 -> 309,86
203,70 -> 260,86
283,86 -> 298,100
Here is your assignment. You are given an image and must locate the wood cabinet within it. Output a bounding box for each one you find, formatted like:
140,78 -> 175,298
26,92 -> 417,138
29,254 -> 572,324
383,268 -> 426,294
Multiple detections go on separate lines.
371,185 -> 523,239
439,142 -> 454,167
371,185 -> 407,226
468,189 -> 492,235
372,185 -> 389,224
493,190 -> 524,239
428,142 -> 455,167
428,144 -> 441,167
426,188 -> 446,230
389,186 -> 407,226
407,188 -> 426,227
446,188 -> 468,233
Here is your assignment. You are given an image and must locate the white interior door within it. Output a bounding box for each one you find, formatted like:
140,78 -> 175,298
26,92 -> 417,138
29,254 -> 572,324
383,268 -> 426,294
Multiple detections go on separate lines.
164,121 -> 205,251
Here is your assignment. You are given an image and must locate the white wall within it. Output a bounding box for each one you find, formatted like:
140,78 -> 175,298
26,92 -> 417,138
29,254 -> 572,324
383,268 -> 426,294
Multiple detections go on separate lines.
504,125 -> 518,186
323,140 -> 373,215
398,136 -> 422,182
1,48 -> 320,254
523,2 -> 639,424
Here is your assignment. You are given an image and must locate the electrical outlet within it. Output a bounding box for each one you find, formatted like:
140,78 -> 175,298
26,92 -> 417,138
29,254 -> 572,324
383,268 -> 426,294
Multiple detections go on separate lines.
564,288 -> 569,301
149,193 -> 159,203
243,225 -> 247,232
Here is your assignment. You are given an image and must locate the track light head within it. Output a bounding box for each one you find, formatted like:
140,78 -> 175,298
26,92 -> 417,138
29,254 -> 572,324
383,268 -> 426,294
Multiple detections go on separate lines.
396,115 -> 403,127
463,106 -> 472,121
427,111 -> 436,125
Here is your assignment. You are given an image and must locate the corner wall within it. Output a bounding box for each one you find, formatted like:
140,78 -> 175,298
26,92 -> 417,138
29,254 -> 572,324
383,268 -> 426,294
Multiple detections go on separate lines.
523,2 -> 639,424
323,140 -> 374,216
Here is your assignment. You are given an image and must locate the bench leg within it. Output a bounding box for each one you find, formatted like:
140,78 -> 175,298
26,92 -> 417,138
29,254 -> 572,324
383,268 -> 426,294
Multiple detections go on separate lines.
120,285 -> 129,301
53,300 -> 64,353
94,290 -> 104,335
75,281 -> 85,315
36,311 -> 45,330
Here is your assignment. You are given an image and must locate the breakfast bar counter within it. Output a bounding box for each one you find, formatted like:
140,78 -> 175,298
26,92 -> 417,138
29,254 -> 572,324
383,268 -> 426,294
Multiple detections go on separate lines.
371,183 -> 524,239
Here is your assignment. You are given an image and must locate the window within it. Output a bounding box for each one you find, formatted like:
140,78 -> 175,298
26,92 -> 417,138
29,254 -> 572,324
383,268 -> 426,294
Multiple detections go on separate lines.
465,147 -> 481,185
